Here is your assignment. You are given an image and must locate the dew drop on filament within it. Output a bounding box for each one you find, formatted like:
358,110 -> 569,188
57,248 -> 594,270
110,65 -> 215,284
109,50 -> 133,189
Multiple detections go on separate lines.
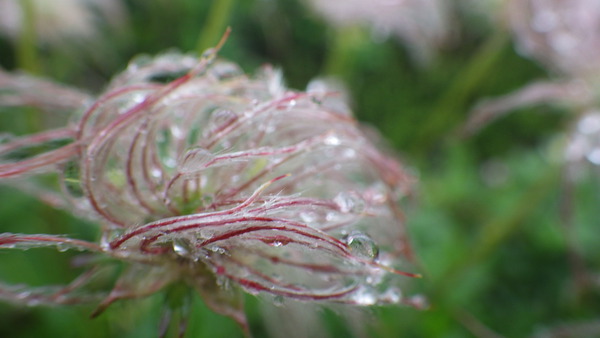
324,134 -> 341,146
351,286 -> 376,305
380,287 -> 402,304
344,231 -> 379,261
273,295 -> 285,307
207,109 -> 238,134
334,192 -> 365,214
150,167 -> 163,179
173,239 -> 192,257
178,147 -> 214,174
300,211 -> 317,224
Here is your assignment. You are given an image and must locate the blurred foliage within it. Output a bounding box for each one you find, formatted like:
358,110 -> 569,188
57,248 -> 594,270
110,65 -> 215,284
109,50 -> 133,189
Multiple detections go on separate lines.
1,0 -> 599,337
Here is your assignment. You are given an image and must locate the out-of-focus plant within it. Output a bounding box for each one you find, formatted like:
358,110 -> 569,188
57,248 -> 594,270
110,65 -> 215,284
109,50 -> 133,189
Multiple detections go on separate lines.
0,0 -> 127,74
0,0 -> 126,44
456,0 -> 503,26
465,0 -> 599,133
465,0 -> 600,186
0,33 -> 421,336
303,0 -> 453,66
464,0 -> 600,308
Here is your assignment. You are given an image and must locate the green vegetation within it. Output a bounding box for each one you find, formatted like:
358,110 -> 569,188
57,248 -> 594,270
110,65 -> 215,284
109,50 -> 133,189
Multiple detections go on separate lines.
1,1 -> 598,337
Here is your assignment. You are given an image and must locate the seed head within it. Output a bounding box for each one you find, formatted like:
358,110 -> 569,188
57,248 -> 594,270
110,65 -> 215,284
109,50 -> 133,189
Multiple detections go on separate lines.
0,48 -> 419,333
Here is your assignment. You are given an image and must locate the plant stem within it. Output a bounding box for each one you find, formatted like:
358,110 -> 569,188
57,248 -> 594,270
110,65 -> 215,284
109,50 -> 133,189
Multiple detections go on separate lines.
196,0 -> 235,54
416,31 -> 509,150
14,0 -> 44,132
324,26 -> 365,78
16,0 -> 40,74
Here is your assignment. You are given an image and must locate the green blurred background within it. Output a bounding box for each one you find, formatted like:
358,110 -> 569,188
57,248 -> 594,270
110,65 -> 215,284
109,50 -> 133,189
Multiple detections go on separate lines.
1,0 -> 599,337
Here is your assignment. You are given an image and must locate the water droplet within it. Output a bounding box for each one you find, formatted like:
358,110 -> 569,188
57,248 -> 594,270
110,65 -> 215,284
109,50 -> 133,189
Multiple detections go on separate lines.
324,135 -> 341,146
306,78 -> 330,94
334,192 -> 365,214
209,61 -> 243,80
364,183 -> 388,204
56,244 -> 70,252
173,239 -> 192,256
380,287 -> 402,304
364,268 -> 384,285
164,157 -> 177,168
100,231 -> 118,250
262,123 -> 275,133
170,125 -> 184,139
208,109 -> 238,134
273,295 -> 285,307
351,286 -> 376,305
345,232 -> 379,261
286,99 -> 297,110
406,294 -> 428,309
150,167 -> 163,179
16,291 -> 31,300
325,212 -> 339,222
342,148 -> 356,159
130,93 -> 147,104
300,212 -> 317,223
208,246 -> 227,255
179,147 -> 214,175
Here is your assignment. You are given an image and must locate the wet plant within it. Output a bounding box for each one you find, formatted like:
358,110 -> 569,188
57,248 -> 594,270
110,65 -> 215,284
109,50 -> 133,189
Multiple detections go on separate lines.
0,33 -> 420,336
